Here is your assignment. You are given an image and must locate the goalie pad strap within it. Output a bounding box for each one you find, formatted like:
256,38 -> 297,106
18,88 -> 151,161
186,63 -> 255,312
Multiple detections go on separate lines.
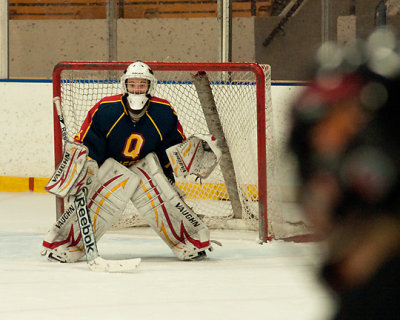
130,153 -> 212,260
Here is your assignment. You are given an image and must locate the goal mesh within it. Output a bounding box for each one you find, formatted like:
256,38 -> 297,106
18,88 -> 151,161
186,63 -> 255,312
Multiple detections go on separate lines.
53,62 -> 304,241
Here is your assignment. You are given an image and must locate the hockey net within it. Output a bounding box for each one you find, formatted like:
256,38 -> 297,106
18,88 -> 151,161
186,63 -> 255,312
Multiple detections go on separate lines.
52,61 -> 308,242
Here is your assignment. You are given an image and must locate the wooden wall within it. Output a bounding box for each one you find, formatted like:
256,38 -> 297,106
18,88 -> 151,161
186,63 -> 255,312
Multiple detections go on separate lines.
9,0 -> 272,19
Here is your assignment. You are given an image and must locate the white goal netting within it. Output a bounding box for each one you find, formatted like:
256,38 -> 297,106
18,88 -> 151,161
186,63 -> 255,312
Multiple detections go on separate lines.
54,62 -> 309,241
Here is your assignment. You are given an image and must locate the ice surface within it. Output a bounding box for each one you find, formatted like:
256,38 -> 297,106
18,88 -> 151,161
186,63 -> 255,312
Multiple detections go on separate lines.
0,192 -> 335,320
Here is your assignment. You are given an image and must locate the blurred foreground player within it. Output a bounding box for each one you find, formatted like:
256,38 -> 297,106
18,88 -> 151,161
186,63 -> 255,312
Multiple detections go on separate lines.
42,61 -> 221,262
288,28 -> 400,319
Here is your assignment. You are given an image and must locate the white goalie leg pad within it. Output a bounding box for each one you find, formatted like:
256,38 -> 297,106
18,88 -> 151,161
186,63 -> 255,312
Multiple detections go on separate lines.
68,159 -> 98,196
130,153 -> 212,260
42,158 -> 140,263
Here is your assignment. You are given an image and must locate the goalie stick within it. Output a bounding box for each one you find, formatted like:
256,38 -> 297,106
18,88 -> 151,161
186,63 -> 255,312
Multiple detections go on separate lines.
53,96 -> 141,272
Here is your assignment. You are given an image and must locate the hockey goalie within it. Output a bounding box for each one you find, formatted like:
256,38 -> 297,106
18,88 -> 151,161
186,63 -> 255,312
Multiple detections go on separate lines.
41,61 -> 222,264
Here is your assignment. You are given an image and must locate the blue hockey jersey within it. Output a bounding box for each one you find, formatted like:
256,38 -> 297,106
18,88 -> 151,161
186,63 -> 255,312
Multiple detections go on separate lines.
74,94 -> 186,178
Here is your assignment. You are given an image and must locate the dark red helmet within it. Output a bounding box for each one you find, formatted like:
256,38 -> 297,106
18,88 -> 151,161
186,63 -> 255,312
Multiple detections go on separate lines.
289,28 -> 400,220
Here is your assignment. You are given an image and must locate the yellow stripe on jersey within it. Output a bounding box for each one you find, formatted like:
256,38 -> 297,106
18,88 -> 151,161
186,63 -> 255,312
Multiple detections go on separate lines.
146,112 -> 163,141
149,98 -> 171,107
80,98 -> 124,141
149,98 -> 185,140
78,107 -> 100,142
149,98 -> 179,114
106,112 -> 125,138
121,99 -> 129,115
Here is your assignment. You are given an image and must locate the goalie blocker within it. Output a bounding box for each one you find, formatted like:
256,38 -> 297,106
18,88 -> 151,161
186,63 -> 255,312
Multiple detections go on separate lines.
42,135 -> 220,262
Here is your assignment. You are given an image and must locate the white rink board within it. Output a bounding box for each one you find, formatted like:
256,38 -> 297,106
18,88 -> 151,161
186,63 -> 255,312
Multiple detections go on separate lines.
0,81 -> 54,177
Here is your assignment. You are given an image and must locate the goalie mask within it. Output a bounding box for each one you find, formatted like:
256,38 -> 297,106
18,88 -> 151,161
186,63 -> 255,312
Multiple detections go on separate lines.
121,61 -> 156,111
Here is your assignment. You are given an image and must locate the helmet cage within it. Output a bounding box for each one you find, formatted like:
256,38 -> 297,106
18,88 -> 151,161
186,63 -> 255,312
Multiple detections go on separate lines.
121,61 -> 156,97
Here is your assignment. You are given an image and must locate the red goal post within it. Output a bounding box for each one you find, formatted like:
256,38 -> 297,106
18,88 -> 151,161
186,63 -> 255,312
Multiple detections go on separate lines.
52,61 -> 272,242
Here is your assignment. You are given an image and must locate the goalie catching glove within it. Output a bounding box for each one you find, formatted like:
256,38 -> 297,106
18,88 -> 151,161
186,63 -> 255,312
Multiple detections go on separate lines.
166,134 -> 221,180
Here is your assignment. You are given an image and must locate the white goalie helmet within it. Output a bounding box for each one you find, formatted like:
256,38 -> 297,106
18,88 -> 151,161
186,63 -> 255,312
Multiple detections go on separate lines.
121,61 -> 156,111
